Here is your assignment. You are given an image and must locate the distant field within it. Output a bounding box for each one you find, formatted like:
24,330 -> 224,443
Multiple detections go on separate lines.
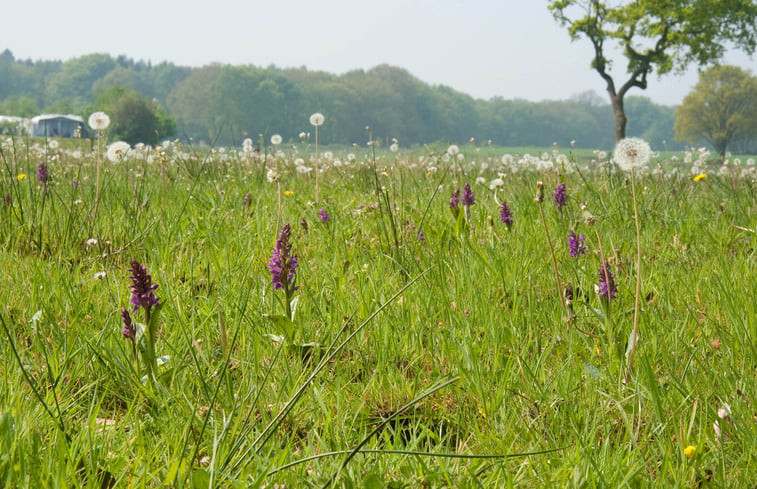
1,135 -> 756,487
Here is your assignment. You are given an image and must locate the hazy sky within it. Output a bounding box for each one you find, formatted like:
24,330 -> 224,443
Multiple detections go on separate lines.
3,0 -> 755,105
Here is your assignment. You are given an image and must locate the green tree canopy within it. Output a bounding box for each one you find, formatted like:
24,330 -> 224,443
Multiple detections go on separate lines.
674,65 -> 757,159
92,86 -> 176,145
549,0 -> 757,142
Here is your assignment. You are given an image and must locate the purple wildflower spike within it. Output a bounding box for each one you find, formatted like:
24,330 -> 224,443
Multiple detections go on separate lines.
128,259 -> 159,313
449,189 -> 460,210
462,183 -> 475,206
598,260 -> 617,300
37,162 -> 49,184
553,182 -> 566,211
318,207 -> 331,223
268,223 -> 298,292
121,308 -> 136,339
568,232 -> 586,257
499,201 -> 513,228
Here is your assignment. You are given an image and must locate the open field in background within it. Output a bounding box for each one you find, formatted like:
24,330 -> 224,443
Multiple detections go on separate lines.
1,136 -> 756,487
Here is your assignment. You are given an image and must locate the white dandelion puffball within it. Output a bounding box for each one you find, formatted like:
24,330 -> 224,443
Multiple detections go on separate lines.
447,144 -> 459,156
106,141 -> 131,162
390,143 -> 399,152
612,137 -> 651,171
309,112 -> 325,127
88,112 -> 110,131
270,134 -> 282,145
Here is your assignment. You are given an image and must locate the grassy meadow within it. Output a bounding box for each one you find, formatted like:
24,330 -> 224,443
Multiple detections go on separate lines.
1,134 -> 756,488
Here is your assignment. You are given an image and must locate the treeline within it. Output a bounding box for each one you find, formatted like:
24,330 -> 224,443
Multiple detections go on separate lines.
0,49 -> 683,149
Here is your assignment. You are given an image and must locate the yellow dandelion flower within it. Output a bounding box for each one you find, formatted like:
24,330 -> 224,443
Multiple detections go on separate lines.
694,173 -> 708,182
684,445 -> 696,459
17,173 -> 26,180
284,190 -> 294,196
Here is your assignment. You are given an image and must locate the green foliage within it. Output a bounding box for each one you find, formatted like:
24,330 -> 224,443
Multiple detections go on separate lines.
44,53 -> 117,107
0,49 -> 696,149
0,95 -> 38,118
675,65 -> 757,158
0,140 -> 756,486
549,0 -> 757,141
92,85 -> 176,144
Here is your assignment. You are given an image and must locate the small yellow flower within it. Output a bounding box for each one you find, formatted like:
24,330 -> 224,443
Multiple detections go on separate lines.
17,173 -> 26,181
684,445 -> 696,459
694,173 -> 708,182
284,190 -> 294,196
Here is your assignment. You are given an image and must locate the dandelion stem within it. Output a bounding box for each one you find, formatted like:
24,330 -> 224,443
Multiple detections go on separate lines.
93,130 -> 102,219
626,168 -> 642,382
538,203 -> 566,311
314,125 -> 319,204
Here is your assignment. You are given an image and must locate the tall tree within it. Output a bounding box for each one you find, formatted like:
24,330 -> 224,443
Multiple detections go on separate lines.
93,86 -> 176,144
674,65 -> 757,159
549,0 -> 757,142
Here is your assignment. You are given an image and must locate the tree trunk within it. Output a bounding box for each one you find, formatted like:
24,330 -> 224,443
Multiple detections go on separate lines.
609,92 -> 627,142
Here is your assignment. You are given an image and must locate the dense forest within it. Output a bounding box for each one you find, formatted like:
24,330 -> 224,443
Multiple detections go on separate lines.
0,49 -> 686,149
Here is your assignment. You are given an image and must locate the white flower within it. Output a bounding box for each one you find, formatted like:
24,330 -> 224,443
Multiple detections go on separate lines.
266,169 -> 279,182
390,143 -> 399,152
612,138 -> 651,171
93,271 -> 106,281
475,176 -> 486,185
489,178 -> 504,189
309,113 -> 325,127
48,139 -> 59,150
86,238 -> 98,246
106,141 -> 131,163
270,134 -> 282,145
299,132 -> 307,140
88,112 -> 111,131
323,151 -> 334,161
447,144 -> 459,156
718,403 -> 731,420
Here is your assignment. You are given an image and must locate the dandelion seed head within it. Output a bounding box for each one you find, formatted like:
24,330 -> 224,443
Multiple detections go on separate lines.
309,112 -> 325,127
88,111 -> 110,131
106,141 -> 131,163
613,137 -> 651,171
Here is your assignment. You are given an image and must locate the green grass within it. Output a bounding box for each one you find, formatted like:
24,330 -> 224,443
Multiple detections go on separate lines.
1,136 -> 756,487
